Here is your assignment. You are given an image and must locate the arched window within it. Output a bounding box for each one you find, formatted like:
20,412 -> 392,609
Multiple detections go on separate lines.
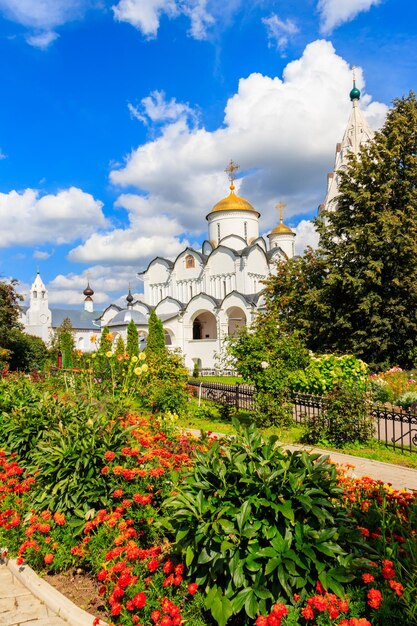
185,254 -> 195,269
217,223 -> 221,242
244,221 -> 247,241
33,291 -> 37,299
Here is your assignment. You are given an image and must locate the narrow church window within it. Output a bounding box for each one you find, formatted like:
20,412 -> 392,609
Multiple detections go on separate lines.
193,319 -> 201,340
33,291 -> 37,299
185,255 -> 195,269
223,280 -> 227,297
244,221 -> 247,241
190,284 -> 193,299
217,223 -> 221,242
159,288 -> 163,300
41,291 -> 45,299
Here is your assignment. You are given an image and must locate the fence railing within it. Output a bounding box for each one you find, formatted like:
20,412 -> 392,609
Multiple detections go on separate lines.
188,381 -> 417,454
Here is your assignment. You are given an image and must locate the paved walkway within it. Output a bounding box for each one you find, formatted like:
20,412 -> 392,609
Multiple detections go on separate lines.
284,443 -> 417,491
0,565 -> 68,626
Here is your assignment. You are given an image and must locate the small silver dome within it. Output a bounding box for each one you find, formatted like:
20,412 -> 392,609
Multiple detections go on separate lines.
108,309 -> 148,327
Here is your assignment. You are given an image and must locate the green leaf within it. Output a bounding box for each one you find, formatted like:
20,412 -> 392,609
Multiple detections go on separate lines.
244,589 -> 259,619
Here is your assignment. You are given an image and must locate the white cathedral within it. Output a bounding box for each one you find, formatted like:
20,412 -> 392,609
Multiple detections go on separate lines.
22,79 -> 374,371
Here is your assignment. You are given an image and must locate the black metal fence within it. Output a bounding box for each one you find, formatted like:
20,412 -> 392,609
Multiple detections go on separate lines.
188,380 -> 255,411
188,381 -> 417,454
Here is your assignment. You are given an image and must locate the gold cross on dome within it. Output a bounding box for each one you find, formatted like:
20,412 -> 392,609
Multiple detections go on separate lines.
225,160 -> 240,183
352,65 -> 356,82
276,200 -> 286,224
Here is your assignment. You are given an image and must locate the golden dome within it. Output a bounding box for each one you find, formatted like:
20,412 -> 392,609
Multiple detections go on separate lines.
208,184 -> 260,217
268,199 -> 294,236
269,222 -> 294,235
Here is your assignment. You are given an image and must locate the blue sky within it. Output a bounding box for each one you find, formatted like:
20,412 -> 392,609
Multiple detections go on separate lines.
0,0 -> 416,308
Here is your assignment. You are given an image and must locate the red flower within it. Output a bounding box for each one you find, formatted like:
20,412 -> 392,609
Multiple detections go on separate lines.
389,580 -> 404,597
381,560 -> 395,580
133,591 -> 147,609
104,451 -> 116,461
148,558 -> 159,572
44,553 -> 54,565
271,603 -> 288,618
255,618 -> 268,626
367,588 -> 382,609
301,606 -> 315,619
53,512 -> 65,525
187,583 -> 198,595
362,573 -> 375,584
151,610 -> 161,623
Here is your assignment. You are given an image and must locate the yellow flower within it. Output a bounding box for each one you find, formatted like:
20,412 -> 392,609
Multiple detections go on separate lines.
91,353 -> 97,359
134,367 -> 142,376
105,332 -> 114,341
106,351 -> 113,358
139,352 -> 146,361
90,335 -> 97,343
141,363 -> 148,373
131,356 -> 138,363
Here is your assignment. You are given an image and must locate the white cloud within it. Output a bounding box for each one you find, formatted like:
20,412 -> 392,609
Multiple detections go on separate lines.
33,250 -> 51,260
26,30 -> 59,48
0,187 -> 106,248
182,0 -> 214,40
0,0 -> 87,28
262,14 -> 299,53
112,0 -> 179,38
128,90 -> 198,126
45,265 -> 144,306
294,220 -> 319,255
0,0 -> 90,47
112,0 -> 219,40
318,0 -> 381,34
106,40 -> 387,243
0,149 -> 6,160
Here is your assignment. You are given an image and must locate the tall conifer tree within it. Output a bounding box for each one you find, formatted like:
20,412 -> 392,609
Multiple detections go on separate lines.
146,310 -> 166,355
99,326 -> 113,354
315,92 -> 417,368
126,320 -> 139,357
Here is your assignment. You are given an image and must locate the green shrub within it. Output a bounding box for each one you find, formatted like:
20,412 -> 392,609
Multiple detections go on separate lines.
397,391 -> 417,410
29,411 -> 128,517
228,325 -> 309,428
6,330 -> 49,372
165,421 -> 357,625
144,351 -> 188,414
302,385 -> 374,447
291,354 -> 369,396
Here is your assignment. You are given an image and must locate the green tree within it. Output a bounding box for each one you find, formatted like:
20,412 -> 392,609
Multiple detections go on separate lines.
260,247 -> 325,348
115,335 -> 126,357
0,279 -> 22,347
7,330 -> 49,372
146,310 -> 166,356
56,317 -> 74,368
99,326 -> 113,354
126,319 -> 139,357
314,92 -> 417,369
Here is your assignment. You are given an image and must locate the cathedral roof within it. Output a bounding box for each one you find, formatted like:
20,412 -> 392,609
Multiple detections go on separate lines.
207,185 -> 260,218
51,309 -> 101,330
108,309 -> 148,327
269,222 -> 294,235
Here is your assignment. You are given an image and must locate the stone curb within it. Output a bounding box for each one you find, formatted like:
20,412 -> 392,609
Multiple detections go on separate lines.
4,557 -> 108,626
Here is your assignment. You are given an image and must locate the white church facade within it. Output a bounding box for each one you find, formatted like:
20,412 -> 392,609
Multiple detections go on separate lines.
98,161 -> 296,371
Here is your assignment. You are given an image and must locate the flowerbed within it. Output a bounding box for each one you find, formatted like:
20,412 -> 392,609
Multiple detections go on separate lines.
0,378 -> 416,625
